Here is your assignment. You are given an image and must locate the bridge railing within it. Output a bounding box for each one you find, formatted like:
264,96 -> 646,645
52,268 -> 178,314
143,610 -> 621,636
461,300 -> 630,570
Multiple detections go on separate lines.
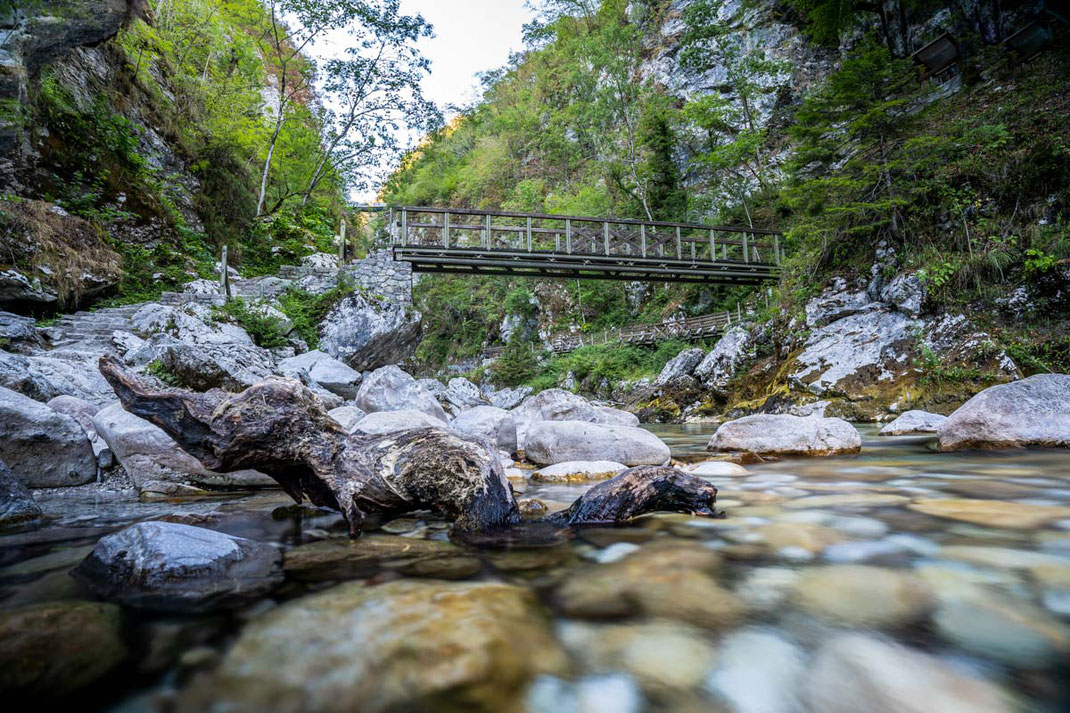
390,206 -> 783,266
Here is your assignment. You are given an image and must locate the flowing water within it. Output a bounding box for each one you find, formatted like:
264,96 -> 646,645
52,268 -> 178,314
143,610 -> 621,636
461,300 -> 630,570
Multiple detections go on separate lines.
2,425 -> 1069,711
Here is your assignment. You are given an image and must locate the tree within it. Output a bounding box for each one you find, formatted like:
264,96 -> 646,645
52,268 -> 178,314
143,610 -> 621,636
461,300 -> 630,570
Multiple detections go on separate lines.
679,0 -> 789,221
254,0 -> 436,216
301,0 -> 441,205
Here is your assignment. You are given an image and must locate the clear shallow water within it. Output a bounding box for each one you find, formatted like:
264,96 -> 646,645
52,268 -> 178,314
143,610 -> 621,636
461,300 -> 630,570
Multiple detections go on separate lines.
1,426 -> 1069,711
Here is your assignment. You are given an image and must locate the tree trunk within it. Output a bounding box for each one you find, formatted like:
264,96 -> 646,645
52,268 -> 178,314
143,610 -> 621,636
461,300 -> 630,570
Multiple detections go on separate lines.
97,357 -> 721,538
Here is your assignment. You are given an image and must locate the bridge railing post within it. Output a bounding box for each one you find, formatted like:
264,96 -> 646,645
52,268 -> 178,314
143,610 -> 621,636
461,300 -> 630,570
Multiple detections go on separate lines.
774,233 -> 781,265
641,224 -> 647,258
565,218 -> 572,254
603,221 -> 610,256
742,232 -> 749,264
400,208 -> 407,246
710,230 -> 716,262
675,226 -> 682,260
526,217 -> 532,252
484,213 -> 491,249
443,211 -> 450,248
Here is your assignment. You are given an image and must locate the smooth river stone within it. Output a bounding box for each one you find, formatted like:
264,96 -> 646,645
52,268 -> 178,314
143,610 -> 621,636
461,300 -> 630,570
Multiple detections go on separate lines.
745,522 -> 844,554
182,580 -> 567,713
933,592 -> 1070,667
789,565 -> 933,627
805,633 -> 1014,713
940,479 -> 1043,499
283,535 -> 481,581
553,539 -> 746,630
686,460 -> 750,476
784,493 -> 911,509
937,545 -> 1070,572
530,460 -> 628,483
908,498 -> 1070,529
0,601 -> 127,698
706,627 -> 806,713
557,620 -> 718,693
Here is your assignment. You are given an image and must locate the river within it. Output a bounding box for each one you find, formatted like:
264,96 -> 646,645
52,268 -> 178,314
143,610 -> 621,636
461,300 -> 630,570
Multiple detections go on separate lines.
1,425 -> 1068,711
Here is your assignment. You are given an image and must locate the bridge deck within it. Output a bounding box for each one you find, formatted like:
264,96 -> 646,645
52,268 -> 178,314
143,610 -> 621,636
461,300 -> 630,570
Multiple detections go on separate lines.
387,206 -> 782,285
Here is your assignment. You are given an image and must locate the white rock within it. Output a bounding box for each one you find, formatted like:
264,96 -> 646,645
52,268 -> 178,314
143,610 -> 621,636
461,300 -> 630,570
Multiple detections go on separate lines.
0,386 -> 96,487
449,405 -> 517,453
655,348 -> 705,385
686,460 -> 749,476
938,374 -> 1070,451
278,350 -> 362,400
706,628 -> 805,713
445,377 -> 485,410
524,421 -> 670,467
708,414 -> 861,456
327,406 -> 367,434
806,633 -> 1014,713
531,461 -> 628,483
511,389 -> 639,451
694,325 -> 753,395
350,409 -> 448,435
880,410 -> 947,436
354,365 -> 448,421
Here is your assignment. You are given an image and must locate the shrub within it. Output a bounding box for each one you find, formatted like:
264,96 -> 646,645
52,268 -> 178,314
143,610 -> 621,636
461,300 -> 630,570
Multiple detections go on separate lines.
212,297 -> 289,348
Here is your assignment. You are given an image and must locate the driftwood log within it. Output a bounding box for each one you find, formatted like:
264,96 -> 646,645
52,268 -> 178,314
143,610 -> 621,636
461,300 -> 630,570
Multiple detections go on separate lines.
99,356 -> 719,537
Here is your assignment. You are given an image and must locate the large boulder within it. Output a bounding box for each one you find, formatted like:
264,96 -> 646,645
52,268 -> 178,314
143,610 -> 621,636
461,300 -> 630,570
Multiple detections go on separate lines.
0,459 -> 43,533
0,349 -> 115,405
524,420 -> 671,467
47,394 -> 112,466
130,304 -> 276,391
450,405 -> 518,453
655,347 -> 705,386
72,522 -> 283,612
353,365 -> 448,421
708,414 -> 861,457
694,325 -> 753,395
180,580 -> 567,712
879,410 -> 947,436
511,389 -> 639,451
319,292 -> 422,371
938,374 -> 1070,451
880,272 -> 926,317
278,350 -> 362,399
0,385 -> 96,487
351,409 -> 448,435
804,278 -> 875,327
446,377 -> 485,410
92,403 -> 275,497
0,310 -> 44,352
790,309 -> 920,398
488,385 -> 532,410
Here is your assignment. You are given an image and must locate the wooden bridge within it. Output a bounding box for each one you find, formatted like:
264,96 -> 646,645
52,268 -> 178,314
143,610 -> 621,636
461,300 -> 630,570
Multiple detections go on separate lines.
482,309 -> 744,358
385,206 -> 783,285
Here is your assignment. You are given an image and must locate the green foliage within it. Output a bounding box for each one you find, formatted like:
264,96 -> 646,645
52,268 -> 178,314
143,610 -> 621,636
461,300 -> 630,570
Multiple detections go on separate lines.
492,335 -> 538,387
275,284 -> 355,349
145,359 -> 183,387
524,338 -> 692,391
212,297 -> 289,348
240,206 -> 339,277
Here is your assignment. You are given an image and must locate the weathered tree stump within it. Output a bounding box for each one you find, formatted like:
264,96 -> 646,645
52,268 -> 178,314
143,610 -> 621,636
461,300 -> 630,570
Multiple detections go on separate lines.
99,356 -> 719,537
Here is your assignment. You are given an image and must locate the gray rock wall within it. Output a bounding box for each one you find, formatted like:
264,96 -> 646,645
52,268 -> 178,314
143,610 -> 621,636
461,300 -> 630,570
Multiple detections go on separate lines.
344,250 -> 413,305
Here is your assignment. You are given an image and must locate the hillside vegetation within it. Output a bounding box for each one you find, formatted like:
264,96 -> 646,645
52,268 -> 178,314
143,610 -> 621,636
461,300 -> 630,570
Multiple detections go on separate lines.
382,0 -> 1069,386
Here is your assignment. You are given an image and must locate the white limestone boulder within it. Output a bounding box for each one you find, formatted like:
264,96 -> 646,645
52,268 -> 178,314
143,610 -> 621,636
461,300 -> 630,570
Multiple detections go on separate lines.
524,420 -> 670,467
0,385 -> 96,487
937,374 -> 1070,451
530,460 -> 628,483
351,409 -> 449,435
354,366 -> 448,421
449,405 -> 518,453
707,414 -> 861,457
278,350 -> 362,400
879,410 -> 947,436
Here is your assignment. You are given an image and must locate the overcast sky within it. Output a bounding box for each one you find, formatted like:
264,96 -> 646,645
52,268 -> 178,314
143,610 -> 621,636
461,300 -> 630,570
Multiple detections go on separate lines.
312,0 -> 532,201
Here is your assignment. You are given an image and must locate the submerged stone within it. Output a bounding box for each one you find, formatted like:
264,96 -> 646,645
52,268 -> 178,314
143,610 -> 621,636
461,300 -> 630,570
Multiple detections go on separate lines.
283,534 -> 481,581
71,522 -> 283,612
789,565 -> 932,627
0,601 -> 126,699
908,498 -> 1070,529
181,580 -> 567,713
